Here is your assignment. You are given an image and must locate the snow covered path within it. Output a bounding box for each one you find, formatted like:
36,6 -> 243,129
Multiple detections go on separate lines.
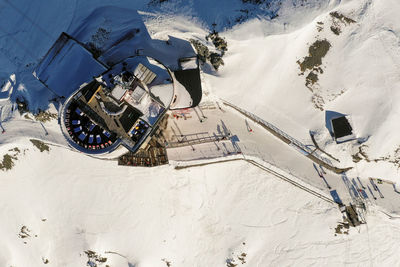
0,118 -> 68,147
165,102 -> 400,214
166,103 -> 352,202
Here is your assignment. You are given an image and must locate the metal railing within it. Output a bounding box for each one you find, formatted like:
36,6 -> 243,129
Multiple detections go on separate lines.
166,132 -> 229,148
221,100 -> 350,173
174,157 -> 337,205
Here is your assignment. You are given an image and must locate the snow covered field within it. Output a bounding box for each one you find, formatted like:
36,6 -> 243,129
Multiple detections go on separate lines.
1,0 -> 400,266
2,141 -> 400,266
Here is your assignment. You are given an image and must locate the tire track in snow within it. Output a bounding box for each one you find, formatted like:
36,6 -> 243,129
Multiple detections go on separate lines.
175,158 -> 337,205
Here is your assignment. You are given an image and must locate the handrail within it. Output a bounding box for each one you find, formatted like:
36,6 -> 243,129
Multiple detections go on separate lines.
221,100 -> 351,174
174,157 -> 337,205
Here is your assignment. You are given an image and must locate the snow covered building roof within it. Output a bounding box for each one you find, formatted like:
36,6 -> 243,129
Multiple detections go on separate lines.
59,55 -> 173,155
111,85 -> 127,102
34,25 -> 202,156
33,33 -> 107,98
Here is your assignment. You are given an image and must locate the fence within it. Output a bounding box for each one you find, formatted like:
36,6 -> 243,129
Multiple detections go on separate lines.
174,157 -> 337,205
166,132 -> 229,148
221,100 -> 351,174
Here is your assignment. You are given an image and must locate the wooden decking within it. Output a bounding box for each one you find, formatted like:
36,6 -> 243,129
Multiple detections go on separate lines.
118,144 -> 168,167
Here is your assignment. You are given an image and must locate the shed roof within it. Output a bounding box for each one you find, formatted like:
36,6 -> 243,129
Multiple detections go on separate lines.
331,116 -> 353,139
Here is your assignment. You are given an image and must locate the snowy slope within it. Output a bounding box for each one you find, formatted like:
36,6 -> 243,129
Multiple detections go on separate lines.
1,142 -> 400,266
1,0 -> 400,266
206,0 -> 400,181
